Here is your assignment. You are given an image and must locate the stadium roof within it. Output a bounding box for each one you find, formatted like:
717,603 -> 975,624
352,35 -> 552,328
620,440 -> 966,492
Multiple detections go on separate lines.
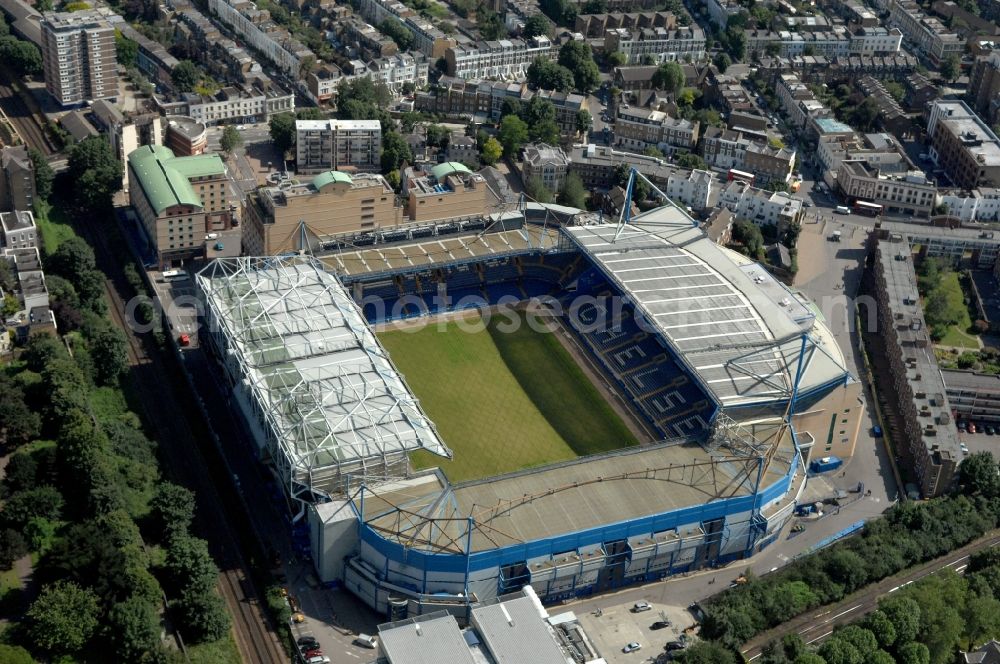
127,145 -> 225,214
563,209 -> 849,407
197,256 -> 450,491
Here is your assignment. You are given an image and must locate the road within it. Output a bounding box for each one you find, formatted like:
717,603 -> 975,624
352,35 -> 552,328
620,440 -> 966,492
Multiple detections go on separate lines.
89,214 -> 287,664
740,531 -> 1000,659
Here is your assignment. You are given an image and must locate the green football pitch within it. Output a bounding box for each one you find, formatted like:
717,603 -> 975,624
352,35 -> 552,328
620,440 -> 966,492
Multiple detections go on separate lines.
377,311 -> 638,483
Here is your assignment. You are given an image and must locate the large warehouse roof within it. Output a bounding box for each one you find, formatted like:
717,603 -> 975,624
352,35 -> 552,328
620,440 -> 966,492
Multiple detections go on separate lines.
197,256 -> 450,482
563,209 -> 849,407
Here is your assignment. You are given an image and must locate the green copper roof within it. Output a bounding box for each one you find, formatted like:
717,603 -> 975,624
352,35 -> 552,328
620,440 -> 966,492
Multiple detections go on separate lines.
312,171 -> 353,190
127,146 -> 226,215
430,161 -> 471,181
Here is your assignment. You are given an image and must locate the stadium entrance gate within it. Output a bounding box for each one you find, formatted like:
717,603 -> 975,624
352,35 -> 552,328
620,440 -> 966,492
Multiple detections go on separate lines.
596,540 -> 629,591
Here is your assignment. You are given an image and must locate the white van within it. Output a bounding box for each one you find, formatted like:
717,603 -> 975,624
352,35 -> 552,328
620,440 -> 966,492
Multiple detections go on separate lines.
353,634 -> 377,649
835,205 -> 851,214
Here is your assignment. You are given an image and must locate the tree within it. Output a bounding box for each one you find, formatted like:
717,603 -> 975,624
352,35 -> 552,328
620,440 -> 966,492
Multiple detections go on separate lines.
149,482 -> 196,540
164,535 -> 218,596
940,54 -> 960,82
677,153 -> 708,170
170,60 -> 200,93
28,147 -> 54,202
106,596 -> 161,661
558,41 -> 601,93
27,581 -> 101,654
527,57 -> 575,92
0,528 -> 27,569
818,639 -> 863,664
674,640 -> 737,664
964,596 -> 1000,647
380,17 -> 414,51
1,486 -> 64,529
608,50 -> 627,67
380,131 -> 413,173
652,61 -> 684,95
852,97 -> 881,132
219,125 -> 243,154
0,645 -> 36,664
832,626 -> 878,657
296,107 -> 324,121
558,172 -> 587,209
3,451 -> 37,494
862,610 -> 896,648
576,109 -> 592,136
897,643 -> 930,664
959,452 -> 1000,497
521,14 -> 552,39
480,136 -> 502,166
479,9 -> 506,39
0,38 -> 41,77
67,137 -> 121,210
269,112 -> 297,155
174,590 -> 230,643
85,322 -> 129,385
115,30 -> 138,67
714,52 -> 732,73
425,124 -> 450,149
0,388 -> 41,447
498,115 -> 529,157
526,175 -> 554,203
539,0 -> 576,26
867,651 -> 895,664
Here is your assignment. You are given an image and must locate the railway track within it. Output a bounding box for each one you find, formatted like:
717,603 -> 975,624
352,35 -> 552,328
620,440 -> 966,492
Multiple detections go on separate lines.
81,216 -> 286,664
0,73 -> 59,156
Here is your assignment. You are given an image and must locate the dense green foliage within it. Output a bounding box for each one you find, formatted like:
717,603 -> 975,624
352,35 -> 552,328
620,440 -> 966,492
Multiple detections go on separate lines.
700,452 -> 1000,657
526,57 -> 575,93
66,137 -> 123,212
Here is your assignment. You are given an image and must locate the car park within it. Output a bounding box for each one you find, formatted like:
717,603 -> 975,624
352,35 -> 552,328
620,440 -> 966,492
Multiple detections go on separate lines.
632,601 -> 652,612
623,642 -> 642,653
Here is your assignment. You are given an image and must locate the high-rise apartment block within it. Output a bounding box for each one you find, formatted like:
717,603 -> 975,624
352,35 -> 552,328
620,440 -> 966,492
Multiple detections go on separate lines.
41,10 -> 117,106
295,120 -> 382,174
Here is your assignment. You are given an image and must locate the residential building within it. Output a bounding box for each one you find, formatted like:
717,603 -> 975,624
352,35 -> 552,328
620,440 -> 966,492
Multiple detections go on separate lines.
855,76 -> 909,135
718,180 -> 803,233
943,371 -> 1000,423
0,210 -> 37,250
575,11 -> 676,37
776,73 -> 822,129
904,72 -> 939,112
206,0 -> 315,77
960,639 -> 1000,664
969,52 -> 1000,126
848,26 -> 903,55
242,171 -> 400,254
366,52 -> 429,93
2,248 -> 54,335
744,142 -> 796,186
810,116 -> 856,143
116,23 -> 179,89
40,10 -> 116,106
871,236 -> 961,497
701,127 -> 752,170
937,188 -> 1000,222
444,36 -> 555,80
413,78 -> 588,134
817,132 -> 912,175
156,78 -> 294,126
0,146 -> 34,213
354,0 -> 456,58
703,0 -> 742,26
295,119 -> 383,174
126,146 -> 233,267
306,64 -> 342,104
927,101 -> 1000,189
603,26 -> 706,64
887,0 -> 964,64
837,162 -> 936,216
447,135 -> 478,167
827,53 -> 919,79
90,101 -> 165,193
521,143 -> 569,194
615,106 -> 698,155
337,17 -> 398,60
406,162 -> 491,222
164,116 -> 208,157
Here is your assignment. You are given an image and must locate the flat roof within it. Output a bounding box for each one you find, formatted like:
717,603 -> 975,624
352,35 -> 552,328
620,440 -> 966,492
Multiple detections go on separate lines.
197,257 -> 450,486
378,613 -> 477,664
127,146 -> 225,214
563,211 -> 848,406
359,420 -> 796,553
942,369 -> 1000,393
471,595 -> 565,664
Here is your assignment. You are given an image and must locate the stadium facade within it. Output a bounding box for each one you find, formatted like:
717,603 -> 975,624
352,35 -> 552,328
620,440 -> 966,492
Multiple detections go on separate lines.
197,200 -> 864,619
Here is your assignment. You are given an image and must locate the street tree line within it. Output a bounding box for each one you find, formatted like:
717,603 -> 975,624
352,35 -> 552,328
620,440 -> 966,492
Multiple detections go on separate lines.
683,452 -> 1000,663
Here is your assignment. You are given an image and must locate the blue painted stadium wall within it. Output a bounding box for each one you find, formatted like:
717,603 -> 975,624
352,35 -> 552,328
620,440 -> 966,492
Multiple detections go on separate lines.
358,452 -> 798,577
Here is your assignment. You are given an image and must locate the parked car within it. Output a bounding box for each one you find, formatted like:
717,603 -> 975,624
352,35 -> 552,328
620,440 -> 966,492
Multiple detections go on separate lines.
969,423 -> 978,434
297,637 -> 319,648
651,621 -> 671,630
665,641 -> 687,651
623,642 -> 642,653
958,421 -> 967,431
632,601 -> 652,612
872,425 -> 883,438
960,442 -> 970,455
987,426 -> 995,435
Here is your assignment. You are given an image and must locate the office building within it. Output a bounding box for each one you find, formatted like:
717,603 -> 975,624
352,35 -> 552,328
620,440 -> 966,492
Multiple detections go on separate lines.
871,236 -> 961,497
406,162 -> 491,222
126,146 -> 233,267
927,101 -> 1000,190
41,10 -> 117,106
242,171 -> 400,255
295,119 -> 383,174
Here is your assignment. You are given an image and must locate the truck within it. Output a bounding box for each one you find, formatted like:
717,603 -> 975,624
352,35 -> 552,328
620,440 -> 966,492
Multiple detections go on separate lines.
809,456 -> 843,474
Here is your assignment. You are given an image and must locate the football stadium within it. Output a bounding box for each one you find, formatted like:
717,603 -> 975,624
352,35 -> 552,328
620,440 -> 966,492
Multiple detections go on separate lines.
196,196 -> 864,620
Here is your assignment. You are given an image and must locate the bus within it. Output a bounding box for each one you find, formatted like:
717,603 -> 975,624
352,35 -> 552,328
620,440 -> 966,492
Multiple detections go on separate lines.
161,270 -> 190,282
853,200 -> 883,217
728,168 -> 755,184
